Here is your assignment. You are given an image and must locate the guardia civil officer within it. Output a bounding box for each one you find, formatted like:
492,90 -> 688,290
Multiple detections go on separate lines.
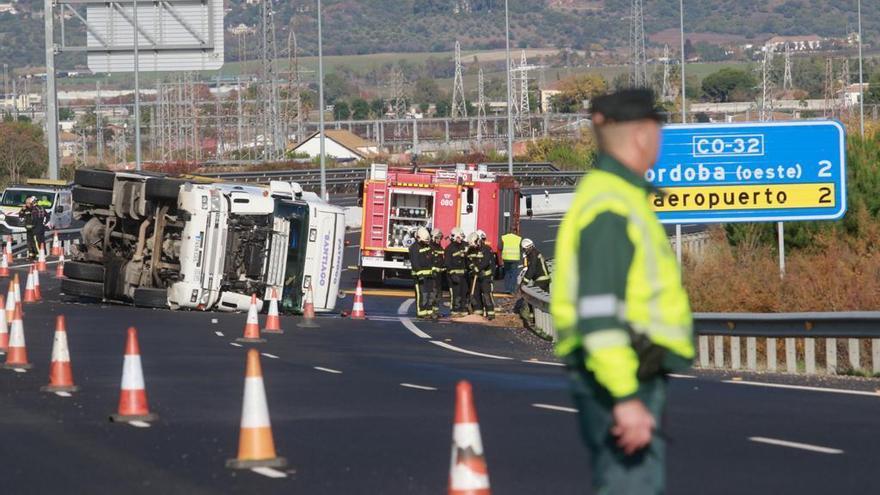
500,227 -> 523,293
551,89 -> 694,494
444,227 -> 468,316
409,227 -> 435,320
430,228 -> 446,318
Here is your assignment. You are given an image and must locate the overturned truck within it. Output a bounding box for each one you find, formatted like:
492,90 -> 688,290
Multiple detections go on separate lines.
62,169 -> 345,313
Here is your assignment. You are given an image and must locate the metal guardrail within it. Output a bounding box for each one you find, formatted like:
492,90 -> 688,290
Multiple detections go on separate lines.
519,286 -> 880,376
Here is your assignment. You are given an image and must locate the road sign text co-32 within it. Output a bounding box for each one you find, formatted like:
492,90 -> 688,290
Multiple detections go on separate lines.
648,121 -> 846,224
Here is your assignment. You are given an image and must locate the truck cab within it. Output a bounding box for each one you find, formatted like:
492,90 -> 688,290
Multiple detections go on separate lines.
0,180 -> 74,234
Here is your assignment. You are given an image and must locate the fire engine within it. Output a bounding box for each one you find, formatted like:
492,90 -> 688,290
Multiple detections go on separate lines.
359,163 -> 520,284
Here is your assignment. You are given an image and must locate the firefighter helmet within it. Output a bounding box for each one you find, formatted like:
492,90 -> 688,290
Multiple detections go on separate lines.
450,227 -> 464,241
476,229 -> 487,240
467,232 -> 480,246
431,228 -> 443,240
521,238 -> 534,250
416,227 -> 431,242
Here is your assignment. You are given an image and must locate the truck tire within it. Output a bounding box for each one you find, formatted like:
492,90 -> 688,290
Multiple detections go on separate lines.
132,287 -> 169,309
60,278 -> 104,300
145,178 -> 186,201
63,261 -> 105,283
72,186 -> 113,207
74,169 -> 115,190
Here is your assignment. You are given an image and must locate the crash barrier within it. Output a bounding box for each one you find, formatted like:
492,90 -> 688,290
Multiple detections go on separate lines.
519,285 -> 880,376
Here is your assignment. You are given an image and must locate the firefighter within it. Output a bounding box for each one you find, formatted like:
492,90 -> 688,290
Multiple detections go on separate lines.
409,227 -> 435,320
19,196 -> 47,260
468,232 -> 496,320
501,228 -> 523,293
465,233 -> 483,315
444,227 -> 468,316
521,238 -> 551,291
430,228 -> 446,318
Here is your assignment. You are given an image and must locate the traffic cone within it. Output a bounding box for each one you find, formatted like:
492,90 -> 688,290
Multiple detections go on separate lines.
0,295 -> 7,354
51,231 -> 62,257
351,279 -> 367,320
448,380 -> 491,495
262,288 -> 283,334
36,244 -> 47,272
297,286 -> 319,328
22,268 -> 36,304
226,349 -> 287,469
5,281 -> 14,321
55,253 -> 65,279
41,315 -> 79,393
33,267 -> 42,301
110,327 -> 158,423
0,250 -> 9,278
3,305 -> 31,370
13,272 -> 21,305
237,294 -> 266,343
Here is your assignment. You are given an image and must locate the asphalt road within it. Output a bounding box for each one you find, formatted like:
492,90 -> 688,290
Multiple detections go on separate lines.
0,221 -> 878,494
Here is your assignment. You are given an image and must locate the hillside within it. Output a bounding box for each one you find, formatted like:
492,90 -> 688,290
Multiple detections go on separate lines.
0,0 -> 877,70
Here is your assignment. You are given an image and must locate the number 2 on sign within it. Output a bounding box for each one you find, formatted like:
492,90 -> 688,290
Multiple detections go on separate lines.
818,187 -> 832,204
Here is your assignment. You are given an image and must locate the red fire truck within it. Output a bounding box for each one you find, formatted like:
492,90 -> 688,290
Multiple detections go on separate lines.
359,163 -> 520,284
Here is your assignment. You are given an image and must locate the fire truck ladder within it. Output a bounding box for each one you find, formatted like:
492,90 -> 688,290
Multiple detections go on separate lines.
369,182 -> 388,247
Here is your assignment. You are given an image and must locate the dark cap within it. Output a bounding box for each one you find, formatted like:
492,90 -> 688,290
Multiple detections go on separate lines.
590,88 -> 664,124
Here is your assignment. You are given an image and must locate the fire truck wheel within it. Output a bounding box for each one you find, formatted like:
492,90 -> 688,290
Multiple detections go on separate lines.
133,287 -> 169,308
60,278 -> 104,300
74,169 -> 115,190
72,186 -> 113,207
63,261 -> 105,283
145,177 -> 187,201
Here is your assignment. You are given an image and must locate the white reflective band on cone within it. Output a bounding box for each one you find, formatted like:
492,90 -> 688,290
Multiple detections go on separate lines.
449,464 -> 490,490
120,355 -> 146,390
452,423 -> 484,453
51,331 -> 70,362
8,320 -> 24,347
246,307 -> 259,325
240,377 -> 272,428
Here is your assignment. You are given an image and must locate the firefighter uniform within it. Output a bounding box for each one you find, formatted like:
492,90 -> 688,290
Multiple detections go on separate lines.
551,152 -> 695,493
409,237 -> 435,319
444,237 -> 469,315
469,242 -> 496,320
430,238 -> 446,317
522,244 -> 551,292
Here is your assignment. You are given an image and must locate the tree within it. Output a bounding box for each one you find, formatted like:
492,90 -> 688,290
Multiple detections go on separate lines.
58,107 -> 75,121
701,68 -> 756,102
551,74 -> 608,113
865,72 -> 880,104
370,98 -> 386,118
412,77 -> 444,105
434,100 -> 451,117
351,98 -> 370,120
333,101 -> 351,120
322,73 -> 356,104
0,121 -> 47,185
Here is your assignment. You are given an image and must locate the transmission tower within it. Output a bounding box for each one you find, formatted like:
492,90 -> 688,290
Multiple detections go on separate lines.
476,67 -> 488,142
783,43 -> 793,91
824,58 -> 835,118
839,58 -> 851,115
451,41 -> 467,119
759,48 -> 775,122
286,29 -> 304,145
260,0 -> 281,159
661,45 -> 671,100
96,81 -> 103,164
517,50 -> 531,135
389,68 -> 407,138
629,0 -> 647,87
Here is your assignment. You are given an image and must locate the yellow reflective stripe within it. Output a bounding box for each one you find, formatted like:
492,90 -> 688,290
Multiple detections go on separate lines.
554,333 -> 581,357
582,328 -> 630,351
585,346 -> 639,399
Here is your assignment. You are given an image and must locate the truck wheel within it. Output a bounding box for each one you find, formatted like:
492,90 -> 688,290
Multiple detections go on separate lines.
145,178 -> 186,201
72,186 -> 113,207
132,287 -> 169,309
60,278 -> 104,300
74,169 -> 115,190
63,261 -> 105,283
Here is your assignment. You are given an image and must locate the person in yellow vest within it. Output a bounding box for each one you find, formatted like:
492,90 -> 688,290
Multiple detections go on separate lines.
500,228 -> 523,293
551,89 -> 694,495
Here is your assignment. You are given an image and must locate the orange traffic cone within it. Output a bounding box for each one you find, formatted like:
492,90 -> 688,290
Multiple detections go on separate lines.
13,272 -> 21,305
0,252 -> 8,278
22,268 -> 36,304
5,280 -> 14,322
226,349 -> 287,469
4,237 -> 11,262
51,232 -> 62,257
297,286 -> 319,328
55,254 -> 65,279
0,295 -> 7,354
33,267 -> 42,301
36,244 -> 47,272
41,315 -> 79,393
351,279 -> 366,319
110,327 -> 158,423
237,294 -> 266,343
262,288 -> 283,334
3,305 -> 31,370
448,380 -> 491,495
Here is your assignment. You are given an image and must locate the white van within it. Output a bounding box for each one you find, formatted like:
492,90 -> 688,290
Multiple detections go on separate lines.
0,180 -> 74,234
61,169 -> 344,313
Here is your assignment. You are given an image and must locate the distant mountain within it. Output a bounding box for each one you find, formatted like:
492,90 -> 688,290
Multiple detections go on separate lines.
1,0 -> 877,71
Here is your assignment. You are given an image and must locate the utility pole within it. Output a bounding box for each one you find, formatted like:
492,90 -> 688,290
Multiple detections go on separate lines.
840,58 -> 850,117
43,0 -> 59,179
451,40 -> 467,119
783,43 -> 793,91
133,0 -> 142,170
476,67 -> 487,143
504,0 -> 514,175
858,0 -> 865,138
678,0 -> 686,124
317,0 -> 327,199
630,0 -> 647,87
96,81 -> 104,164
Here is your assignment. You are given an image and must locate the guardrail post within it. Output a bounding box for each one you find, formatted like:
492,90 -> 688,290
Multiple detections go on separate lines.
766,337 -> 777,372
785,338 -> 796,373
713,336 -> 724,368
873,339 -> 880,375
730,337 -> 741,370
826,338 -> 837,374
849,338 -> 861,372
699,336 -> 709,368
804,338 -> 816,374
746,337 -> 757,370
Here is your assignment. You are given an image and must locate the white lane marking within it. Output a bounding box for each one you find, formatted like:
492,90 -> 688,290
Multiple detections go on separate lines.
251,467 -> 288,479
314,366 -> 343,374
129,420 -> 151,428
229,342 -> 243,348
541,239 -> 555,244
522,359 -> 565,367
55,391 -> 72,397
400,383 -> 438,391
548,223 -> 561,228
13,368 -> 27,373
261,353 -> 279,359
211,318 -> 218,324
367,315 -> 402,322
723,380 -> 880,398
532,403 -> 578,413
400,317 -> 431,339
398,298 -> 415,315
429,340 -> 513,360
669,373 -> 697,379
748,436 -> 843,455
214,331 -> 224,337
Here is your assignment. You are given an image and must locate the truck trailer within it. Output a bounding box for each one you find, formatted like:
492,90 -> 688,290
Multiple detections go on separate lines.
359,163 -> 520,284
61,169 -> 345,313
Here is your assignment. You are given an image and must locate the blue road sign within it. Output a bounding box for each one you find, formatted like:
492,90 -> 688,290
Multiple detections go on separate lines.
648,120 -> 847,224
